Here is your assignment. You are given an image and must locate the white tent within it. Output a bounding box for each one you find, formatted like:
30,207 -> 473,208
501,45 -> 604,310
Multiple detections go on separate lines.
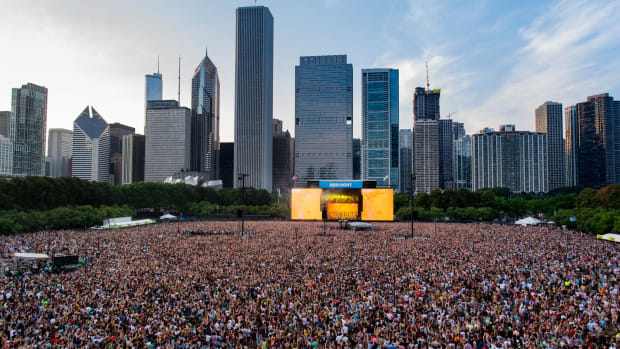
160,213 -> 177,220
515,216 -> 542,226
13,252 -> 51,260
597,233 -> 620,243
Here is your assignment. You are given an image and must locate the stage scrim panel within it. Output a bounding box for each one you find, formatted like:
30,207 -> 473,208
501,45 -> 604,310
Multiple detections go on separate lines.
327,203 -> 358,220
361,189 -> 394,221
291,189 -> 322,220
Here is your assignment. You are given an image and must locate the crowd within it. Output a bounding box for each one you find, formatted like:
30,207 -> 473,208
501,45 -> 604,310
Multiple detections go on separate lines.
0,221 -> 619,348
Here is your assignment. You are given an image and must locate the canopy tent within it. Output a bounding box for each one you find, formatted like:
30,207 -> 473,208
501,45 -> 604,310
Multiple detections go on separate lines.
515,216 -> 542,226
160,213 -> 177,220
597,233 -> 620,243
348,222 -> 375,231
13,252 -> 51,260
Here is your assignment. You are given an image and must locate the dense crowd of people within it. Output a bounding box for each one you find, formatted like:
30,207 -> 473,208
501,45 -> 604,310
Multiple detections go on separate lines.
0,221 -> 619,348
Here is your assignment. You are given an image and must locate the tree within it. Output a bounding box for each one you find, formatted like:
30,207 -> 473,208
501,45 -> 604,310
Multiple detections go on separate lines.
576,188 -> 600,208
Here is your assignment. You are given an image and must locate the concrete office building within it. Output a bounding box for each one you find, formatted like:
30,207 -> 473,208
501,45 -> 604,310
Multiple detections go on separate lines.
413,87 -> 441,193
47,128 -> 72,177
535,101 -> 564,191
11,83 -> 48,176
399,129 -> 413,193
361,68 -> 399,189
121,133 -> 145,184
564,106 -> 578,187
0,135 -> 13,176
145,100 -> 191,182
72,106 -> 110,182
294,55 -> 353,186
472,125 -> 548,193
191,49 -> 220,179
234,6 -> 274,191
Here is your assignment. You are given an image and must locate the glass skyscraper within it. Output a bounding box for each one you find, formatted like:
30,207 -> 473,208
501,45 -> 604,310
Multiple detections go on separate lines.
234,6 -> 274,191
191,49 -> 220,180
145,73 -> 162,103
536,101 -> 565,191
413,87 -> 441,192
361,68 -> 399,188
294,55 -> 353,186
11,83 -> 48,176
564,106 -> 578,187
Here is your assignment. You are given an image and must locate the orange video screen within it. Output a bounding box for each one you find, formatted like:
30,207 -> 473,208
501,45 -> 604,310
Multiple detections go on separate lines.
327,203 -> 358,220
291,188 -> 322,220
361,189 -> 394,221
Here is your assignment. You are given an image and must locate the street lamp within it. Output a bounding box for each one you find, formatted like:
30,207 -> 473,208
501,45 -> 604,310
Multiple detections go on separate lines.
237,173 -> 249,234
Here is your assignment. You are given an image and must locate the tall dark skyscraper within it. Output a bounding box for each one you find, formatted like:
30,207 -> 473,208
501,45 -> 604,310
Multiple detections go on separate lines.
565,106 -> 578,187
452,122 -> 465,140
575,93 -> 620,188
11,83 -> 48,176
219,142 -> 234,188
413,87 -> 440,192
121,133 -> 145,184
352,138 -> 361,180
0,111 -> 10,138
234,6 -> 274,191
191,48 -> 220,180
439,119 -> 453,189
536,101 -> 564,191
109,123 -> 135,185
272,119 -> 294,193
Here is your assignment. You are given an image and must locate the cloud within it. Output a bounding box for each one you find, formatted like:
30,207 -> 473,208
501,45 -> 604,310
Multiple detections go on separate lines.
461,0 -> 620,133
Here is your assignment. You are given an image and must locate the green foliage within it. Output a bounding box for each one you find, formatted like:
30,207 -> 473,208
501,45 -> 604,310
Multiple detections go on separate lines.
577,188 -> 601,208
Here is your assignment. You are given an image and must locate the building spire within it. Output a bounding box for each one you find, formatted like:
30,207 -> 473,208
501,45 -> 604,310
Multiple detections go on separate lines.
426,61 -> 430,92
177,55 -> 181,104
157,56 -> 160,74
205,45 -> 208,58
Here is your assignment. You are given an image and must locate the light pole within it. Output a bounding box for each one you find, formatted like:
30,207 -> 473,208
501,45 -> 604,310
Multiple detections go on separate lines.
238,173 -> 248,233
410,173 -> 416,238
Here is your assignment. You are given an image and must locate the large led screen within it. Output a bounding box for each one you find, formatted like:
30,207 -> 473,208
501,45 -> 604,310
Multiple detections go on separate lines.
291,188 -> 322,220
361,189 -> 394,221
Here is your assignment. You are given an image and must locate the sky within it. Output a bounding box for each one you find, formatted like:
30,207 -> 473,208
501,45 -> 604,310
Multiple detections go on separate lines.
0,0 -> 619,143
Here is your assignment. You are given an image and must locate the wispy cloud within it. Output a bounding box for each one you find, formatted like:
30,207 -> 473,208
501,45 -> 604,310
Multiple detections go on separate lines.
462,0 -> 620,133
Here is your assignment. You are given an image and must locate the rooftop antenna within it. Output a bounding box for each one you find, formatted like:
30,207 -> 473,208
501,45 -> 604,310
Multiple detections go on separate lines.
177,55 -> 181,103
157,56 -> 160,74
426,61 -> 430,92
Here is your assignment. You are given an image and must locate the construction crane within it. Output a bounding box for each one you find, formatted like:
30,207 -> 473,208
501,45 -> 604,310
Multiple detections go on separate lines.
444,112 -> 457,119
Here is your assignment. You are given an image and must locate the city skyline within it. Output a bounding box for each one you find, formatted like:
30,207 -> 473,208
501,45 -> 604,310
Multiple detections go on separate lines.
1,0 -> 618,143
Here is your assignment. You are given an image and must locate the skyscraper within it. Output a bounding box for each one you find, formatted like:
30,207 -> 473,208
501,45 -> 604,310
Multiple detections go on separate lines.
564,106 -> 578,187
121,133 -> 145,184
144,100 -> 191,182
272,119 -> 295,193
0,135 -> 12,176
535,101 -> 565,191
145,73 -> 163,105
472,126 -> 548,193
234,6 -> 274,191
575,93 -> 620,188
413,87 -> 441,193
439,119 -> 453,189
0,111 -> 10,138
72,106 -> 110,182
219,142 -> 234,188
452,122 -> 465,140
294,55 -> 353,186
361,68 -> 399,188
453,134 -> 472,190
109,123 -> 135,185
10,83 -> 47,176
47,128 -> 72,177
191,49 -> 220,180
399,129 -> 413,193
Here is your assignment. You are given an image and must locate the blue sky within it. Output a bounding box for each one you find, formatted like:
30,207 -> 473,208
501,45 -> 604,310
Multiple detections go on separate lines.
0,0 -> 618,142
